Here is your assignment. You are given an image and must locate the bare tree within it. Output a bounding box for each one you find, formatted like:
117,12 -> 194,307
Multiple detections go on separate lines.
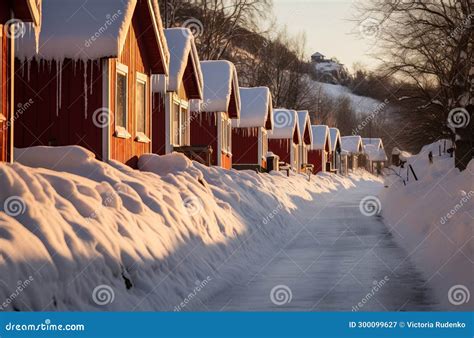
356,0 -> 473,169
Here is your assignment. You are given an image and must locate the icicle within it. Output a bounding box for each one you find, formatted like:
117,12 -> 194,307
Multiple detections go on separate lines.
90,61 -> 93,95
56,61 -> 59,116
27,58 -> 31,82
83,60 -> 88,118
58,60 -> 62,112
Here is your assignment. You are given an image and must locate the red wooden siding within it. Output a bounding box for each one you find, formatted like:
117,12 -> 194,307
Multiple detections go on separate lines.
152,92 -> 166,155
308,149 -> 325,174
110,14 -> 153,168
15,59 -> 104,160
190,112 -> 218,165
268,139 -> 292,164
232,128 -> 259,165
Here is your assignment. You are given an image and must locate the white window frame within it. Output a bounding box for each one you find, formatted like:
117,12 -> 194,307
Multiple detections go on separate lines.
0,27 -> 4,122
171,93 -> 189,147
135,71 -> 150,143
114,62 -> 130,139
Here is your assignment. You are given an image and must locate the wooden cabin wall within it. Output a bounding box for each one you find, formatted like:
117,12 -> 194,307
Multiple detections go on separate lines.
308,149 -> 325,174
152,92 -> 166,155
110,15 -> 153,168
14,59 -> 104,160
232,127 -> 259,165
268,139 -> 291,164
190,112 -> 218,165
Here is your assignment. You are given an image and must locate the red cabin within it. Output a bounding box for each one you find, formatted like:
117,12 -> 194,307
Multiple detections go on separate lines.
268,109 -> 301,171
232,87 -> 273,171
189,60 -> 241,169
14,0 -> 169,168
296,110 -> 313,172
0,0 -> 41,162
151,28 -> 203,156
309,125 -> 331,174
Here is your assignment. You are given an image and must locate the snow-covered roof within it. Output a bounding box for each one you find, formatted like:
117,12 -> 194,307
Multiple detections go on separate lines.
329,128 -> 341,152
199,60 -> 241,118
311,125 -> 331,151
364,144 -> 388,161
268,109 -> 300,143
16,0 -> 169,74
362,138 -> 384,150
341,136 -> 363,154
297,111 -> 313,145
233,87 -> 273,129
160,28 -> 202,98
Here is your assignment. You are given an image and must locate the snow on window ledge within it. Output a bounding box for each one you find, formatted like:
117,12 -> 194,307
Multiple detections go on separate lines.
0,113 -> 6,122
114,127 -> 131,139
135,132 -> 151,144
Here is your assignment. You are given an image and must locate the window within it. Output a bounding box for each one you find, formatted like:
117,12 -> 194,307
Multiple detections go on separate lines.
135,72 -> 149,143
171,96 -> 188,147
115,63 -> 129,138
221,116 -> 232,153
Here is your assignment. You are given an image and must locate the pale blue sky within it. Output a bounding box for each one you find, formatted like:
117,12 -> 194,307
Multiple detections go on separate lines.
272,0 -> 378,72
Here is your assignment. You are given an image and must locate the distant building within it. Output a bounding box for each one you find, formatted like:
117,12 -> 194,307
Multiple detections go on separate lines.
311,52 -> 325,63
310,51 -> 348,84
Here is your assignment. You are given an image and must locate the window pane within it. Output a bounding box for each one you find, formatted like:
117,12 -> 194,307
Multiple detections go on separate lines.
136,81 -> 146,133
180,106 -> 187,145
173,103 -> 180,145
116,73 -> 127,128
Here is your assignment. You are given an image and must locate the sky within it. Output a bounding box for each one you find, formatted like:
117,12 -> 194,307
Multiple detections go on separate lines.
272,0 -> 379,72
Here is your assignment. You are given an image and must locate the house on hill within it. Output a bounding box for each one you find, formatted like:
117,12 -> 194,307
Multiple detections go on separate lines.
268,109 -> 300,171
189,60 -> 241,169
329,128 -> 342,173
297,111 -> 313,173
309,125 -> 331,174
151,28 -> 203,157
232,87 -> 273,171
1,0 -> 41,162
14,0 -> 169,168
341,135 -> 363,171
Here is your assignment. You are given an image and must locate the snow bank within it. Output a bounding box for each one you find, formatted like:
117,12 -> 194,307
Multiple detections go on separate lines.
380,142 -> 473,310
0,146 -> 372,311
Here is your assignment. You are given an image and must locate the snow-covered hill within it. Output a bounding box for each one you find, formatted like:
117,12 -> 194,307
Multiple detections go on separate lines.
381,141 -> 473,310
0,146 -> 377,311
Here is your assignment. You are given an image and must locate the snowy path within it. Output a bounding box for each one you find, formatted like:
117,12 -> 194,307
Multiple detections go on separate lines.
202,179 -> 438,311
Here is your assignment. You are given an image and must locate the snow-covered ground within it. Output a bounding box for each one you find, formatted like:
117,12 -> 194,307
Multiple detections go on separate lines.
0,146 -> 377,311
380,141 -> 473,310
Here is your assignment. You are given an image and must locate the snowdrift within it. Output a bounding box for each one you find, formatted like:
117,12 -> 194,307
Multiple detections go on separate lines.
381,141 -> 473,310
0,146 -> 367,311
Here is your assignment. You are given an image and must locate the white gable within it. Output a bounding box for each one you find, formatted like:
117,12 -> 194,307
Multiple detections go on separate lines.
329,128 -> 341,152
297,111 -> 313,145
